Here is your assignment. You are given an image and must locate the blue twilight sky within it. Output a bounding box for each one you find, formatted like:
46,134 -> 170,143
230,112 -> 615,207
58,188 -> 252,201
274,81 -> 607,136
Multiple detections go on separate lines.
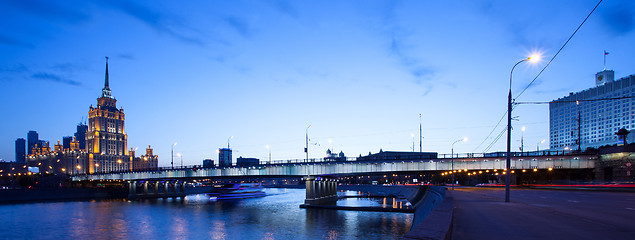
1,0 -> 634,166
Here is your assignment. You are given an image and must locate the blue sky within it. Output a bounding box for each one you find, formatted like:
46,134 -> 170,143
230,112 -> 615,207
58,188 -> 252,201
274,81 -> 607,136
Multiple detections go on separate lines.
1,0 -> 634,166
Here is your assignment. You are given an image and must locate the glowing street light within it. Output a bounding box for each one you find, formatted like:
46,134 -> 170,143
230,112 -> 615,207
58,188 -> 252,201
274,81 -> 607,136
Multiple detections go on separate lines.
305,125 -> 311,162
451,137 -> 468,190
506,54 -> 540,202
171,142 -> 178,169
537,139 -> 546,152
520,126 -> 526,153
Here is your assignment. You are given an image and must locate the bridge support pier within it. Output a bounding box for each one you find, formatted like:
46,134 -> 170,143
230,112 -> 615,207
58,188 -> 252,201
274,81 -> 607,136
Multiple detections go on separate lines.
304,176 -> 338,205
127,180 -> 187,200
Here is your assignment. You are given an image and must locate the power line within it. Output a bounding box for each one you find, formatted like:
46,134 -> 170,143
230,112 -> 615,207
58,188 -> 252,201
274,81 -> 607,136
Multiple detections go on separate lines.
515,0 -> 603,100
473,0 -> 603,153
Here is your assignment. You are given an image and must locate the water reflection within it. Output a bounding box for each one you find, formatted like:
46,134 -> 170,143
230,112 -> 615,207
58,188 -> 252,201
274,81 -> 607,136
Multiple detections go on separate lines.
0,189 -> 412,240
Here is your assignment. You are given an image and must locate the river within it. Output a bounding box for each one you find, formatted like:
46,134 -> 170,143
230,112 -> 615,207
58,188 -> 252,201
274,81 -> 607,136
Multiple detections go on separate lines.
0,188 -> 413,239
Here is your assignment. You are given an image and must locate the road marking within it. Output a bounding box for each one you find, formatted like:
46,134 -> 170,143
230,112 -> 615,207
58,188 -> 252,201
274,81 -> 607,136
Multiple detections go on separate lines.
626,208 -> 635,211
567,200 -> 579,203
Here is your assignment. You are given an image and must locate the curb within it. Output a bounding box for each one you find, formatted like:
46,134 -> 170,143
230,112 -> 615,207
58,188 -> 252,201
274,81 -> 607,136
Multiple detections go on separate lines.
402,190 -> 454,240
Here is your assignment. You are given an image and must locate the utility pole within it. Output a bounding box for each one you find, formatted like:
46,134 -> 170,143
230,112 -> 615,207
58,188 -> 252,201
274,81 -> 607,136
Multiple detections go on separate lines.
419,114 -> 422,152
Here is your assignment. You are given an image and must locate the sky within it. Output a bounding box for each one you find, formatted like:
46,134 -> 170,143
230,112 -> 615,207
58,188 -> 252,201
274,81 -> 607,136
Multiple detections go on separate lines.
1,0 -> 634,166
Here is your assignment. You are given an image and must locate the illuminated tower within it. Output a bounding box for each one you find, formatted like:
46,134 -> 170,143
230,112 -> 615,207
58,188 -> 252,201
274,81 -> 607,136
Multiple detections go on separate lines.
86,57 -> 129,173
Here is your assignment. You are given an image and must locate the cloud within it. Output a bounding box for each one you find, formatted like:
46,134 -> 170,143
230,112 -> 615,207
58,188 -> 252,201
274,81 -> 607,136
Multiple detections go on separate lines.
4,0 -> 90,24
223,16 -> 253,38
0,64 -> 29,74
0,34 -> 33,48
31,72 -> 82,86
117,53 -> 135,60
52,62 -> 90,72
272,0 -> 299,19
389,36 -> 436,84
102,0 -> 204,46
600,1 -> 635,36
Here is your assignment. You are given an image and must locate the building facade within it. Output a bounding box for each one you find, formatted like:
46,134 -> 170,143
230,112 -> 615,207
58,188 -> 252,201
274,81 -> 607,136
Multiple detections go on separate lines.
218,148 -> 232,167
236,157 -> 259,167
26,137 -> 88,175
131,145 -> 159,171
74,123 -> 87,150
357,149 -> 438,161
86,58 -> 130,173
15,138 -> 26,163
27,131 -> 38,155
550,70 -> 635,150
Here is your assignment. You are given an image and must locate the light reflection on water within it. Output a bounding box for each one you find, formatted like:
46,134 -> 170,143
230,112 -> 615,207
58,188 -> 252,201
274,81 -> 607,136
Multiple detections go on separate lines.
0,188 -> 412,240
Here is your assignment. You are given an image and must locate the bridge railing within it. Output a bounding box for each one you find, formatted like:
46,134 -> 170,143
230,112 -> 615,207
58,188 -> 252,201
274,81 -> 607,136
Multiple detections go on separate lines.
437,150 -> 576,159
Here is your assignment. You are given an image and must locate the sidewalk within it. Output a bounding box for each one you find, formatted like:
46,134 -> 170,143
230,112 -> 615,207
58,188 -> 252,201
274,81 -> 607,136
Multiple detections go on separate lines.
450,187 -> 635,240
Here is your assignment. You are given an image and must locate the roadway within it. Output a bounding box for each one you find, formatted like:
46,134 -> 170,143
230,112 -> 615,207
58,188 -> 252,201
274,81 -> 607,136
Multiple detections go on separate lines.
451,187 -> 635,240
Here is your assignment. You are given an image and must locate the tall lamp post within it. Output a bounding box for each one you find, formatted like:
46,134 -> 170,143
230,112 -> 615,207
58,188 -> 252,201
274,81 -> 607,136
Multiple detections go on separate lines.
171,142 -> 177,169
520,126 -> 526,153
451,137 -> 468,190
506,55 -> 538,202
177,153 -> 183,168
537,139 -> 545,152
305,125 -> 311,162
266,144 -> 271,163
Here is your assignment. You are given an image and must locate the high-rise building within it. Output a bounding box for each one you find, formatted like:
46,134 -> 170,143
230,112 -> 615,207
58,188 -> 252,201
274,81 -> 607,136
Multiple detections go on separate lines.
62,136 -> 73,150
550,69 -> 635,150
27,131 -> 38,155
218,148 -> 232,167
86,58 -> 129,173
15,138 -> 26,163
75,123 -> 88,150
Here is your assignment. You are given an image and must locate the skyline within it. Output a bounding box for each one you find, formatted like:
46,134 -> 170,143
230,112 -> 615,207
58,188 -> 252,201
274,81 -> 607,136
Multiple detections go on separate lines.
1,0 -> 635,166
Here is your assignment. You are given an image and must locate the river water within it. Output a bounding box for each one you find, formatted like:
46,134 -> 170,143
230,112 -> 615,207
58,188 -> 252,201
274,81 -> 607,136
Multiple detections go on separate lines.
0,189 -> 413,240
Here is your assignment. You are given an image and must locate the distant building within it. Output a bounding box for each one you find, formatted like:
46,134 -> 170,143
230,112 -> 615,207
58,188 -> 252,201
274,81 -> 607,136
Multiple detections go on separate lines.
236,157 -> 259,167
550,70 -> 635,150
203,159 -> 214,168
27,137 -> 87,175
325,149 -> 346,162
87,58 -> 130,173
62,136 -> 73,150
15,138 -> 26,163
356,149 -> 438,161
27,131 -> 38,155
132,145 -> 159,171
75,123 -> 88,150
218,148 -> 232,167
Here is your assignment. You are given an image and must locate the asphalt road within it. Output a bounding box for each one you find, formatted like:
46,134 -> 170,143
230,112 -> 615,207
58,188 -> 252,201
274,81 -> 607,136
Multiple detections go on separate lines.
451,187 -> 635,240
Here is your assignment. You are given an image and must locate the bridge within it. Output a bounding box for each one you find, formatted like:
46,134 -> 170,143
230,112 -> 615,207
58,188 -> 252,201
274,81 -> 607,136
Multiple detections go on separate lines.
72,153 -> 596,181
71,153 -> 596,200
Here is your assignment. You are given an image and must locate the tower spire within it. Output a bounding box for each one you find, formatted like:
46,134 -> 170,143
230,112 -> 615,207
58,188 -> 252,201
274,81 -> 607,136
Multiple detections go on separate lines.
101,56 -> 112,98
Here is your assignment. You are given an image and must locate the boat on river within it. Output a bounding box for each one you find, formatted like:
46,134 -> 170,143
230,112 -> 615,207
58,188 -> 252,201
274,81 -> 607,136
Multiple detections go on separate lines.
208,183 -> 265,200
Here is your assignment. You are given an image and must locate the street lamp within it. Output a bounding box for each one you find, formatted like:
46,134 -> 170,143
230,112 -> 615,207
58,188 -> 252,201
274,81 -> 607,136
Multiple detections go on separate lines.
266,145 -> 271,163
451,137 -> 468,190
506,55 -> 539,202
177,153 -> 183,168
537,139 -> 545,152
520,126 -> 526,153
171,142 -> 177,169
411,133 -> 415,152
305,125 -> 311,162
